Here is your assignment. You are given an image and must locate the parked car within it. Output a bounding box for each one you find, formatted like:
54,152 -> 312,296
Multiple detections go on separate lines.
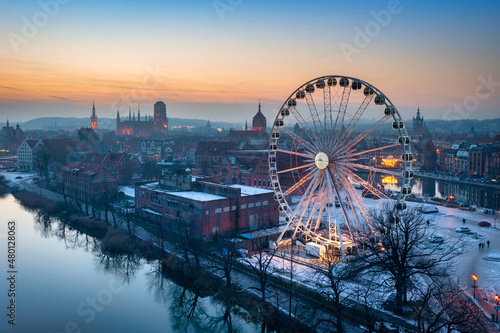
14,176 -> 22,179
428,235 -> 444,243
478,221 -> 492,227
420,205 -> 439,214
455,226 -> 471,233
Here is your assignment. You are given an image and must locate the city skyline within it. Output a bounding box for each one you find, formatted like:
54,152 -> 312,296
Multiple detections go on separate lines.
1,0 -> 499,123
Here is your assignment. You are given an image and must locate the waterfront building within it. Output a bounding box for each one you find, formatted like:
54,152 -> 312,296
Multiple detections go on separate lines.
135,170 -> 279,240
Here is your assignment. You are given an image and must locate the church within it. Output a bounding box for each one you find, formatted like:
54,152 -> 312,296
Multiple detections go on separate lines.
225,102 -> 269,149
116,101 -> 169,137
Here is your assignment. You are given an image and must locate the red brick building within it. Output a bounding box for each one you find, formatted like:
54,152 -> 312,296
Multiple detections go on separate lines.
135,174 -> 279,240
116,101 -> 168,137
57,163 -> 118,201
82,152 -> 140,184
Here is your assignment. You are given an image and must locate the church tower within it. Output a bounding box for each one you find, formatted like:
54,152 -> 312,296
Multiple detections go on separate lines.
252,101 -> 266,132
90,102 -> 97,130
153,101 -> 168,135
412,107 -> 424,134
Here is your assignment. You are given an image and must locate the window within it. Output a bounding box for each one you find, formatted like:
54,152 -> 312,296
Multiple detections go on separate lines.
241,204 -> 247,209
263,200 -> 268,206
231,205 -> 236,211
215,208 -> 222,213
223,207 -> 230,212
254,179 -> 257,186
206,210 -> 209,215
255,202 -> 261,207
258,180 -> 261,187
248,203 -> 254,208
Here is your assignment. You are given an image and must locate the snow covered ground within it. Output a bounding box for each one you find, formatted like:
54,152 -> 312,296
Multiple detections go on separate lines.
0,170 -> 37,187
266,195 -> 500,319
119,185 -> 135,198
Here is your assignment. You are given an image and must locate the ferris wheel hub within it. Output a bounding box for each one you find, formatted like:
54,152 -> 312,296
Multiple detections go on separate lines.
315,152 -> 329,170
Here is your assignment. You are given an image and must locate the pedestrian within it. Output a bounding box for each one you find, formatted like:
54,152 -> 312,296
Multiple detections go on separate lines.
487,240 -> 490,248
479,243 -> 482,250
463,218 -> 466,224
427,220 -> 430,226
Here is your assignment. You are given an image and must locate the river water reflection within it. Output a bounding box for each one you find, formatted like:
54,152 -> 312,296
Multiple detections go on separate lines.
363,174 -> 500,209
0,195 -> 258,333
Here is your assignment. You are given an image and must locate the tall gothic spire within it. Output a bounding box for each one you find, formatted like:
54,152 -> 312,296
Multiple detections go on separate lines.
92,101 -> 96,117
138,108 -> 141,121
129,108 -> 131,121
116,110 -> 120,121
245,118 -> 248,130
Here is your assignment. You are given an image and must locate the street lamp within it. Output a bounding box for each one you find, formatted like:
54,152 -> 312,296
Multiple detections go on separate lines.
495,294 -> 499,323
472,274 -> 478,299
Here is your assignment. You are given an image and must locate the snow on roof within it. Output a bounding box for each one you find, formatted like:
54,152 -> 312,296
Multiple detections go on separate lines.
171,191 -> 226,202
138,182 -> 226,202
141,208 -> 162,216
229,184 -> 274,196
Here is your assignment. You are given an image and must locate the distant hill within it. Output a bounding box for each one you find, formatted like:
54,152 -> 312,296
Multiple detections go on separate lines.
413,118 -> 500,134
1,117 -> 498,134
7,117 -> 241,131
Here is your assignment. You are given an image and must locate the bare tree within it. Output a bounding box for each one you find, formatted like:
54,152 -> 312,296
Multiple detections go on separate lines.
311,250 -> 356,333
206,236 -> 238,288
408,276 -> 489,333
242,239 -> 278,302
33,145 -> 50,186
360,203 -> 460,314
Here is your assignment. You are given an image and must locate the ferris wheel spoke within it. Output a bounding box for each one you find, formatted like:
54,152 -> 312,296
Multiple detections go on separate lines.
324,85 -> 332,132
325,169 -> 349,259
337,94 -> 375,149
340,143 -> 400,160
276,149 -> 314,160
342,115 -> 391,153
289,107 -> 321,147
281,127 -> 318,155
305,92 -> 327,148
291,171 -> 324,239
277,163 -> 315,175
276,169 -> 320,244
282,168 -> 317,197
344,170 -> 390,200
330,85 -> 352,153
310,175 -> 330,232
336,161 -> 401,177
335,170 -> 375,232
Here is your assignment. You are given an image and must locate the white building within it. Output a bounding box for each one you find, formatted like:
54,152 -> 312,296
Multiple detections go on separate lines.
17,139 -> 42,170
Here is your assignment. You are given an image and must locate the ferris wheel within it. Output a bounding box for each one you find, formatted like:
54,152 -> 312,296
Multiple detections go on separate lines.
268,75 -> 413,259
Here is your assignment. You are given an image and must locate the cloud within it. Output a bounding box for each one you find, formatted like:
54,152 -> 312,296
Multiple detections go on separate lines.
49,95 -> 75,102
0,85 -> 23,92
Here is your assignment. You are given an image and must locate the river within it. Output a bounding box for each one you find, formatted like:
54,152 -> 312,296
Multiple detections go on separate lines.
364,174 -> 500,210
0,194 -> 259,333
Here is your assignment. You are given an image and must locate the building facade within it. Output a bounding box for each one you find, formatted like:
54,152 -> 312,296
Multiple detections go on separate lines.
57,163 -> 118,201
116,101 -> 169,137
135,175 -> 279,240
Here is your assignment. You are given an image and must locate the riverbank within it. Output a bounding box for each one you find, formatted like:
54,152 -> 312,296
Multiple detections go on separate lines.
414,172 -> 500,191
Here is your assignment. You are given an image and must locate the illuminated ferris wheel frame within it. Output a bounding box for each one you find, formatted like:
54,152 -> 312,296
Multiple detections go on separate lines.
268,75 -> 413,260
